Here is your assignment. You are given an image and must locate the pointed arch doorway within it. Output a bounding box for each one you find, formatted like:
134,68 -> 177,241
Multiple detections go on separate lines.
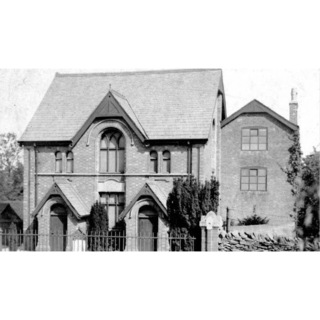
138,206 -> 158,251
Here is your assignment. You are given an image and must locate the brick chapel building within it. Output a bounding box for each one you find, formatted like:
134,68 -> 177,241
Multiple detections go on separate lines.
19,69 -> 298,250
19,69 -> 225,250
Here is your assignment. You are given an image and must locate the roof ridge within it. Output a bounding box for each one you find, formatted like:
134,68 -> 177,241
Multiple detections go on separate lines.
55,69 -> 222,78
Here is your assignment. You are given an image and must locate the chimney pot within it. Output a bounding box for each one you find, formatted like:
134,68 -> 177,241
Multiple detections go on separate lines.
289,88 -> 298,124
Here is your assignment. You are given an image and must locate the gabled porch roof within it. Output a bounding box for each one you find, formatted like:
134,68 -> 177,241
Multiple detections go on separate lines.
32,182 -> 90,219
119,182 -> 169,220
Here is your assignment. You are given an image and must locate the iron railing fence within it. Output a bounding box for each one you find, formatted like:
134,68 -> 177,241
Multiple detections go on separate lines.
0,230 -> 196,252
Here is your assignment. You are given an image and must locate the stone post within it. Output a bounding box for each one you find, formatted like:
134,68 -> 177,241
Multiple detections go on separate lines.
0,227 -> 2,251
200,216 -> 206,251
201,211 -> 222,252
207,227 -> 219,251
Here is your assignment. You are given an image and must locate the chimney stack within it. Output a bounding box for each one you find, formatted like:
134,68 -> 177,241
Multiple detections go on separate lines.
289,88 -> 298,124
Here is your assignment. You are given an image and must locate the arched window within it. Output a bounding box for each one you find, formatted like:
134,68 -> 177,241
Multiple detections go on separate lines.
66,151 -> 74,173
150,151 -> 158,173
100,130 -> 125,173
55,151 -> 62,173
162,151 -> 171,173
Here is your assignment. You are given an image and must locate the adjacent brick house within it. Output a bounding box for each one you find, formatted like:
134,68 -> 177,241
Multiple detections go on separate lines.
220,95 -> 299,226
19,69 -> 226,251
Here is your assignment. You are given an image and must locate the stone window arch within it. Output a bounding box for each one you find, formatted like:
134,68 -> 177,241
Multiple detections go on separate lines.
100,129 -> 125,173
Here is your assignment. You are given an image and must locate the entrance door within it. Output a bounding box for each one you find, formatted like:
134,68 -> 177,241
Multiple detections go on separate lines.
138,206 -> 158,251
50,205 -> 67,251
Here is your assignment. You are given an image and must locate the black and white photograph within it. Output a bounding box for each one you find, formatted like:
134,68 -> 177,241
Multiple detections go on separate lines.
0,1 -> 319,320
0,69 -> 319,252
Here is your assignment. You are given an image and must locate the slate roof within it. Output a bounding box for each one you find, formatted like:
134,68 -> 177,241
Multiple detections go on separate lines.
20,69 -> 223,142
32,182 -> 90,219
0,202 -> 23,220
147,182 -> 169,209
58,183 -> 90,218
221,99 -> 299,131
111,89 -> 147,138
6,201 -> 23,220
0,203 -> 9,215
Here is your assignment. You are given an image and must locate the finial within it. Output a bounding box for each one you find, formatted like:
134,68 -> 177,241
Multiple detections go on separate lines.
291,88 -> 298,103
109,83 -> 112,91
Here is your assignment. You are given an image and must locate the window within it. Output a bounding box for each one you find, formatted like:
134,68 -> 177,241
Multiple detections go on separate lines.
150,151 -> 158,173
162,151 -> 171,173
66,151 -> 74,173
55,151 -> 62,173
187,146 -> 192,174
100,130 -> 125,173
100,193 -> 125,229
241,168 -> 267,191
242,128 -> 267,150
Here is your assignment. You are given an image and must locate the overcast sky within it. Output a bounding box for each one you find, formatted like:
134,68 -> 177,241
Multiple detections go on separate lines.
0,69 -> 319,155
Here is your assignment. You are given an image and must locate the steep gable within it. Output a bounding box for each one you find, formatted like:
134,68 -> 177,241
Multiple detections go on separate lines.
72,90 -> 148,145
221,99 -> 299,131
119,182 -> 168,220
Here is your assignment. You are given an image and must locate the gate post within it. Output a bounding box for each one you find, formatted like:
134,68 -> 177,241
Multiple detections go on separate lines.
200,216 -> 206,251
0,227 -> 2,251
202,211 -> 222,252
207,227 -> 219,252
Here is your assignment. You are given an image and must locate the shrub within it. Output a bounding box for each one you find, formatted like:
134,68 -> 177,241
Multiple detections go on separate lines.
167,175 -> 220,250
87,201 -> 108,251
238,214 -> 269,226
88,201 -> 108,233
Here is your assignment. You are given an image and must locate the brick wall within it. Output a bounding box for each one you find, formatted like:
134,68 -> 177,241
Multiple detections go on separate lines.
220,114 -> 295,226
23,119 -> 198,232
